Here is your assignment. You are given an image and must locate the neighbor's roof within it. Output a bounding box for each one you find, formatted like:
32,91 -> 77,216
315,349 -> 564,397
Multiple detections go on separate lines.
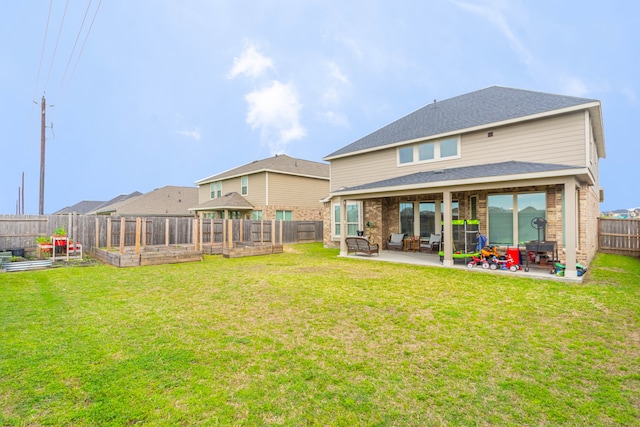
189,192 -> 254,211
324,85 -> 604,159
53,200 -> 105,215
195,154 -> 330,185
332,161 -> 582,196
86,192 -> 143,214
94,186 -> 199,216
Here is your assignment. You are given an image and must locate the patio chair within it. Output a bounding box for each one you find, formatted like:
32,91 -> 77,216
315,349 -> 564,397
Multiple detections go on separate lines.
419,233 -> 441,253
387,233 -> 406,251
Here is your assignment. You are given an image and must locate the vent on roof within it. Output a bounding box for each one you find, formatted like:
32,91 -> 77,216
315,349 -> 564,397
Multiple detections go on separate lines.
433,169 -> 444,174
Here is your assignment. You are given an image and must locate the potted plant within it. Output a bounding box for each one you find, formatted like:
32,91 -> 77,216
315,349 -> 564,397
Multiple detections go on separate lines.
53,226 -> 67,247
35,235 -> 52,257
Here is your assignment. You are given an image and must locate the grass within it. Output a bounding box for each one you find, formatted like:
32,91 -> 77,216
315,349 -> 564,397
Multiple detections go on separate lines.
1,244 -> 639,426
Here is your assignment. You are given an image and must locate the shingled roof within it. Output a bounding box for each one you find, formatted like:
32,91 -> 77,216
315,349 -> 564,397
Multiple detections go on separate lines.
333,161 -> 581,194
95,186 -> 198,216
53,200 -> 106,215
195,154 -> 329,185
325,86 -> 601,159
189,192 -> 254,212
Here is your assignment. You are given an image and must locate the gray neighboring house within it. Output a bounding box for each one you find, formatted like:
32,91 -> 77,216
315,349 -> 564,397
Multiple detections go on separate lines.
54,192 -> 142,215
54,200 -> 107,215
92,186 -> 198,217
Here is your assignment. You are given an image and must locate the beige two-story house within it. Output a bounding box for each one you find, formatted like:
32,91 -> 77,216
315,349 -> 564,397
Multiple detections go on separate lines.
191,154 -> 329,221
323,86 -> 606,278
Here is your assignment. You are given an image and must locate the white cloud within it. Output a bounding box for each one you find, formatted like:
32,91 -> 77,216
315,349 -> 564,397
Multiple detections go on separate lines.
451,0 -> 533,65
328,61 -> 349,85
319,61 -> 350,127
227,44 -> 273,79
245,81 -> 306,153
561,77 -> 589,97
322,88 -> 341,105
176,127 -> 202,141
322,111 -> 348,127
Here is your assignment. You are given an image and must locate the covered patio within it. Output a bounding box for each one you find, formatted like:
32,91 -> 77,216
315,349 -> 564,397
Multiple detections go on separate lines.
330,161 -> 591,279
340,249 -> 581,282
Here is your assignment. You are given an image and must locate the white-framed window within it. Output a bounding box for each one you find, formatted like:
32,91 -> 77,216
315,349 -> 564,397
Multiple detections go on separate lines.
332,201 -> 362,238
210,181 -> 222,199
252,210 -> 263,220
398,136 -> 460,165
241,176 -> 248,196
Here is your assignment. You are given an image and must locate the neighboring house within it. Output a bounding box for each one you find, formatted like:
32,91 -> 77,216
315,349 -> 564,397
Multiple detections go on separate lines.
322,86 -> 606,278
93,186 -> 198,216
191,154 -> 329,221
54,192 -> 142,215
53,200 -> 107,215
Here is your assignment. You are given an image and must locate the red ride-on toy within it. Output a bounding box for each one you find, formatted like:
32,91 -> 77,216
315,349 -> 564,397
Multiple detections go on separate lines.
467,253 -> 490,269
489,249 -> 521,272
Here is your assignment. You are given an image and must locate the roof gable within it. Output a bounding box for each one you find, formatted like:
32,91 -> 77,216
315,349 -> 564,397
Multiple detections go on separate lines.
325,86 -> 600,159
195,154 -> 329,185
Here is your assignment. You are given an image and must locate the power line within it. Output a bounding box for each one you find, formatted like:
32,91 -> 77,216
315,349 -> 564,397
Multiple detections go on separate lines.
55,0 -> 93,99
44,0 -> 69,92
58,0 -> 102,104
32,0 -> 54,101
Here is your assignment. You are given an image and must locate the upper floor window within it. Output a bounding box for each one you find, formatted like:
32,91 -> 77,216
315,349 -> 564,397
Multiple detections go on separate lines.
398,136 -> 460,165
241,176 -> 248,196
210,182 -> 222,199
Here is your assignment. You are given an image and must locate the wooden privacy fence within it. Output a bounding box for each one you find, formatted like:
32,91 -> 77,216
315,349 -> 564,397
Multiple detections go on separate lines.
0,214 -> 323,252
598,217 -> 640,257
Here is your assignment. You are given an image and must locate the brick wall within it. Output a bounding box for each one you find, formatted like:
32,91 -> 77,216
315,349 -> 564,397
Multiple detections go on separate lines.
257,205 -> 324,222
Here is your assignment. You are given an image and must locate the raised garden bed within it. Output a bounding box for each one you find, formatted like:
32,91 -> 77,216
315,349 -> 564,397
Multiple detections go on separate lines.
2,259 -> 53,272
93,245 -> 203,268
223,242 -> 283,258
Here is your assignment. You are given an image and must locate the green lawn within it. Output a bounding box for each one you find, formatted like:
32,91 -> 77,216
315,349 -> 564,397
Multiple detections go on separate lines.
1,244 -> 639,426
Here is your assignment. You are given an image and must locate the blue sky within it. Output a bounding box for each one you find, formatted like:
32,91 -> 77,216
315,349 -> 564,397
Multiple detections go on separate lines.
1,0 -> 638,214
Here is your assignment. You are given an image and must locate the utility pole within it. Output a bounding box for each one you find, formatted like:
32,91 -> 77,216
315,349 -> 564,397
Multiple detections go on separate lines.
22,172 -> 25,215
39,95 -> 46,215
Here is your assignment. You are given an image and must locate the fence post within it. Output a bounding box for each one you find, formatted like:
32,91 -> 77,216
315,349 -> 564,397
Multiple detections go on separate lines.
135,217 -> 141,255
193,218 -> 199,251
142,218 -> 147,248
107,217 -> 112,250
271,220 -> 276,245
120,217 -> 125,255
95,217 -> 99,249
